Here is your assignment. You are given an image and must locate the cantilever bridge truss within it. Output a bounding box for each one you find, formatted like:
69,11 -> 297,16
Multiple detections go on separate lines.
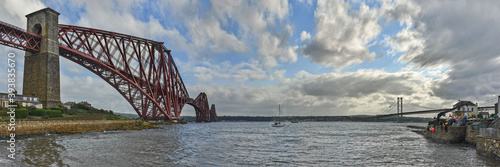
0,21 -> 217,122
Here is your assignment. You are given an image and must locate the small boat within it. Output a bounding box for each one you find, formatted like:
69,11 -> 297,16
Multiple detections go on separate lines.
272,104 -> 285,127
291,120 -> 299,123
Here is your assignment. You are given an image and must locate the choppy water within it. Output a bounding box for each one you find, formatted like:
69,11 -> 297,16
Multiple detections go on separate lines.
1,122 -> 499,166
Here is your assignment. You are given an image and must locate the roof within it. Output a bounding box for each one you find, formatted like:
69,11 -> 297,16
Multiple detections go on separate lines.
453,101 -> 477,107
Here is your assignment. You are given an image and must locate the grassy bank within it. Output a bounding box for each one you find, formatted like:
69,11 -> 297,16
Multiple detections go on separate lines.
0,119 -> 157,139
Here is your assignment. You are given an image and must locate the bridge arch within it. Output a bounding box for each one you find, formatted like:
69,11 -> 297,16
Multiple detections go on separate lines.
185,92 -> 217,122
0,16 -> 217,121
57,24 -> 191,120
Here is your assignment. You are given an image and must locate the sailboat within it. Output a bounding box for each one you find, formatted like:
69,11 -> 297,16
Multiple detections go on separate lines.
272,104 -> 285,127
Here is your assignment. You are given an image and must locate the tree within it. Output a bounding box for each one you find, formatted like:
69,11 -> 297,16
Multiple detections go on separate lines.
477,113 -> 483,119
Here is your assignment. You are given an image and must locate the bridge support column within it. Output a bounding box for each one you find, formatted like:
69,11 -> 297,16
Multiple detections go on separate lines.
23,8 -> 61,108
397,97 -> 403,122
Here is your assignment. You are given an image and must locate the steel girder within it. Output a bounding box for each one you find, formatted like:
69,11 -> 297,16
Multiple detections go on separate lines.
187,92 -> 216,122
210,104 -> 217,122
0,21 -> 41,52
0,21 -> 217,121
57,24 -> 192,120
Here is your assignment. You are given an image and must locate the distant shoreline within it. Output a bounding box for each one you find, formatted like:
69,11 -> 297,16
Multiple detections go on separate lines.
180,115 -> 432,122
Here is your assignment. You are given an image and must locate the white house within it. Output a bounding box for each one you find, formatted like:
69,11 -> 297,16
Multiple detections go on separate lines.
0,93 -> 43,109
453,100 -> 478,116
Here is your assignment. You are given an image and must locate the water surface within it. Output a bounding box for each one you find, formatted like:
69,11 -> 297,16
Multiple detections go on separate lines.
1,122 -> 499,166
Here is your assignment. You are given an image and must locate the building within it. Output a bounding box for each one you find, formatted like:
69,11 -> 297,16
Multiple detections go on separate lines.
453,100 -> 478,117
63,101 -> 92,109
478,112 -> 490,118
0,93 -> 43,109
63,101 -> 76,109
78,101 -> 92,108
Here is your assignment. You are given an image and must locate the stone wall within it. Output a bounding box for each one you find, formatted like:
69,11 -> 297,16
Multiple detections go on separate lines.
475,135 -> 500,159
23,8 -> 61,108
424,126 -> 466,143
465,125 -> 480,145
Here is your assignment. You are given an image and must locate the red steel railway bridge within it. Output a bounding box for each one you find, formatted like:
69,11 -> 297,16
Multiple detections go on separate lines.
0,8 -> 217,122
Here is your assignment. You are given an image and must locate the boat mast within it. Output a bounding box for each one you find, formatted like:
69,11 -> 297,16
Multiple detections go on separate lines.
279,104 -> 281,121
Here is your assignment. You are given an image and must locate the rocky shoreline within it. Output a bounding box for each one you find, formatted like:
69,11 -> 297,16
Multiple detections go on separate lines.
410,125 -> 500,160
0,120 -> 158,139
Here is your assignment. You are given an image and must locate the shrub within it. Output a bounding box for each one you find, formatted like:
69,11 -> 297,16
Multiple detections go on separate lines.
49,107 -> 63,111
72,104 -> 91,110
29,109 -> 63,118
477,113 -> 483,119
0,111 -> 8,116
0,117 -> 10,122
26,106 -> 37,112
45,110 -> 63,118
15,108 -> 28,119
30,109 -> 45,116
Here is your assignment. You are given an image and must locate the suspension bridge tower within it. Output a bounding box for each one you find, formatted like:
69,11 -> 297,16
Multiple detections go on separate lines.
397,97 -> 403,122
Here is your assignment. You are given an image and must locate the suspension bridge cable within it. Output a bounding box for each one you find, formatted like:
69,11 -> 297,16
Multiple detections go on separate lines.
402,99 -> 439,110
381,100 -> 397,114
405,102 -> 439,110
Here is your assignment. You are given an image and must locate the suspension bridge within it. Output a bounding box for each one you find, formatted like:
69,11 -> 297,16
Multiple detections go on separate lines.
375,97 -> 497,122
0,8 -> 217,122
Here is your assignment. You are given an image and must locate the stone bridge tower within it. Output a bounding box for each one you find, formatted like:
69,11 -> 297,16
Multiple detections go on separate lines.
23,8 -> 61,108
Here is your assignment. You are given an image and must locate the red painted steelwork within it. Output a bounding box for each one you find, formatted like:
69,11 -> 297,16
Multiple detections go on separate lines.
187,92 -> 216,122
0,21 -> 41,52
0,21 -> 216,121
210,104 -> 217,122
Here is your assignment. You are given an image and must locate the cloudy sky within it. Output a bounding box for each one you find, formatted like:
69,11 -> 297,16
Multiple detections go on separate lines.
1,0 -> 499,117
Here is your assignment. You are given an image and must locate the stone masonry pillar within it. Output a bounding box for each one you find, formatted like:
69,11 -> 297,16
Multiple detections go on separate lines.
23,8 -> 61,108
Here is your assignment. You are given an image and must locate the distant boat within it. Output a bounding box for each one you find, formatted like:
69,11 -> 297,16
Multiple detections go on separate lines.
291,120 -> 299,123
272,104 -> 285,127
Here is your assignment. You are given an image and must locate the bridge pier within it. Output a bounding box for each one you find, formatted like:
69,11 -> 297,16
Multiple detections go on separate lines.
23,8 -> 61,108
397,97 -> 403,123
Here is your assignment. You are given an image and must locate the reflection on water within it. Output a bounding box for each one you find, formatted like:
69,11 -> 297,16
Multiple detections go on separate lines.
0,122 -> 499,166
20,136 -> 68,167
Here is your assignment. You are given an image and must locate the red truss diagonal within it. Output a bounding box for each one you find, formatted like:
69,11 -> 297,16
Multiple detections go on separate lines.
0,21 -> 217,121
0,21 -> 41,52
187,92 -> 214,122
210,104 -> 217,122
57,24 -> 192,120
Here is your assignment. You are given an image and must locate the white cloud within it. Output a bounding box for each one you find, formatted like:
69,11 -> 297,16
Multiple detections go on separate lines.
187,59 -> 283,83
380,0 -> 421,26
73,0 -> 189,53
384,0 -> 500,101
0,0 -> 46,27
300,30 -> 311,44
387,26 -> 424,59
208,0 -> 298,68
60,74 -> 134,113
302,0 -> 381,71
187,69 -> 453,116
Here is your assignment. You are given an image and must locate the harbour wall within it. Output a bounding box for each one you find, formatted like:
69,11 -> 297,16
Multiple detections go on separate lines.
0,120 -> 156,139
420,126 -> 466,143
415,125 -> 500,159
